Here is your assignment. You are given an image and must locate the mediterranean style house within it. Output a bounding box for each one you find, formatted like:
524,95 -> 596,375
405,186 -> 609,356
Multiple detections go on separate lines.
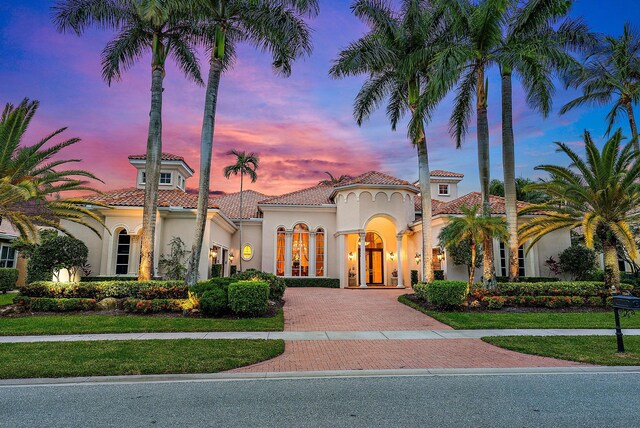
59,153 -> 572,287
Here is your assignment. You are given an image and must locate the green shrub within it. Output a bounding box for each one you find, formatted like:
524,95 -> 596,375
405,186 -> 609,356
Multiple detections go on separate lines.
14,296 -> 97,312
495,276 -> 560,283
481,295 -> 599,309
230,265 -> 237,276
122,299 -> 185,314
211,264 -> 223,278
494,281 -> 632,297
80,276 -> 136,282
233,270 -> 286,299
190,277 -> 235,297
420,280 -> 468,308
200,288 -> 229,317
559,244 -> 597,280
413,282 -> 429,301
410,270 -> 419,287
434,270 -> 445,281
228,280 -> 269,316
283,277 -> 340,288
19,280 -> 186,299
484,296 -> 506,309
0,268 -> 19,293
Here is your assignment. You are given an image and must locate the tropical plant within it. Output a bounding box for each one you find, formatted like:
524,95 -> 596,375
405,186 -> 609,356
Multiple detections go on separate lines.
53,0 -> 204,281
318,172 -> 352,185
0,99 -> 105,241
496,0 -> 593,281
519,129 -> 640,290
489,178 -> 550,204
438,204 -> 507,288
158,237 -> 190,280
223,150 -> 259,272
558,244 -> 597,280
330,0 -> 451,283
561,23 -> 640,150
38,235 -> 90,282
441,238 -> 483,280
184,0 -> 317,286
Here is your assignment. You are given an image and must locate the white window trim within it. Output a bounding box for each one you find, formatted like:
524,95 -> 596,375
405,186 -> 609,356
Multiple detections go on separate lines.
159,172 -> 173,185
438,184 -> 450,196
0,244 -> 17,268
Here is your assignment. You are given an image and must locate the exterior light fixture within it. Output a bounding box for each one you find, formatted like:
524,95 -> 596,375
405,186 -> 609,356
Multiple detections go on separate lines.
415,253 -> 421,265
437,251 -> 445,262
229,252 -> 235,262
348,252 -> 355,261
209,248 -> 218,259
388,252 -> 395,261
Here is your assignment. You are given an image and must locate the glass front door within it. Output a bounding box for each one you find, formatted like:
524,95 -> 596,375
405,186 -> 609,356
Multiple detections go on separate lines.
359,248 -> 384,285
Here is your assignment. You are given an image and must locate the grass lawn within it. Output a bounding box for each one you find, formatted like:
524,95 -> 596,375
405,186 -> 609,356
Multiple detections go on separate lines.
0,339 -> 284,379
0,293 -> 15,306
398,295 -> 636,329
0,309 -> 284,336
483,336 -> 640,366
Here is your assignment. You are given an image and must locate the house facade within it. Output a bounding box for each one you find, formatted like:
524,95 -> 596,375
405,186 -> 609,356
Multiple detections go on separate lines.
66,153 -> 571,287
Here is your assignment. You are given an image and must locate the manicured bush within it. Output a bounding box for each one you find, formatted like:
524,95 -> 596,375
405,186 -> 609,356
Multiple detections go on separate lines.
416,280 -> 468,308
19,280 -> 186,299
495,276 -> 560,283
190,277 -> 235,297
434,270 -> 445,281
233,270 -> 286,299
80,276 -> 136,282
228,280 -> 269,316
559,244 -> 597,280
200,288 -> 229,317
493,281 -> 632,298
14,296 -> 97,312
230,266 -> 237,276
481,295 -> 594,309
282,277 -> 340,289
0,268 -> 19,293
410,270 -> 419,287
122,298 -> 185,314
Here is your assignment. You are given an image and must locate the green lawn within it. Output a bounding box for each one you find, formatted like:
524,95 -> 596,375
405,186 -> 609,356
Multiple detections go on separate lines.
399,295 -> 635,329
0,309 -> 284,336
483,336 -> 640,366
0,339 -> 284,379
0,293 -> 15,306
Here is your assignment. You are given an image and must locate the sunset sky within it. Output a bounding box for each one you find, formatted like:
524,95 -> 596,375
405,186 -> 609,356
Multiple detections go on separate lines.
1,1 -> 639,196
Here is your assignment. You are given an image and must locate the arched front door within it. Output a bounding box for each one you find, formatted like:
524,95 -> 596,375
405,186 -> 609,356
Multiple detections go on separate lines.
358,232 -> 384,285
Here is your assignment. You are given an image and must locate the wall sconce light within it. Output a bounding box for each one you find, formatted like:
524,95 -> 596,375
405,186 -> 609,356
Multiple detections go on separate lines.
388,252 -> 395,261
229,252 -> 235,262
415,253 -> 421,265
437,251 -> 445,262
209,248 -> 218,259
348,252 -> 355,261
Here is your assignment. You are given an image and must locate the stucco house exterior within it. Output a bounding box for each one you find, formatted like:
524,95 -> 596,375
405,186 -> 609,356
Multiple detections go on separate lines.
64,153 -> 571,287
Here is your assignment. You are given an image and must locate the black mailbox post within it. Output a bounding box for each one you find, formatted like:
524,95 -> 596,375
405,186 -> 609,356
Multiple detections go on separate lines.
613,295 -> 640,353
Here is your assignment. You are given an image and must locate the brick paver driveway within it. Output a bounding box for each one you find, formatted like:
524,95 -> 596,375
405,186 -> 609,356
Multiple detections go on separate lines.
234,288 -> 581,372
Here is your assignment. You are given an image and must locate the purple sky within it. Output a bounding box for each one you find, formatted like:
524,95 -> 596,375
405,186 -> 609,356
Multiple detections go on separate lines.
1,1 -> 639,196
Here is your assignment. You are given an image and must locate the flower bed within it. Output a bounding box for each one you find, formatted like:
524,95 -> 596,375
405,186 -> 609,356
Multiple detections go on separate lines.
122,298 -> 188,314
19,280 -> 187,300
13,296 -> 97,312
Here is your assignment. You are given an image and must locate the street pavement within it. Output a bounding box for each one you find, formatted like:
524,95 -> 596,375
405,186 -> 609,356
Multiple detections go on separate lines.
2,370 -> 639,427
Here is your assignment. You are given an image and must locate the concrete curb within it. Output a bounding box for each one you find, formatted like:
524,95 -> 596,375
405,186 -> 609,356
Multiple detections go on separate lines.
2,366 -> 640,387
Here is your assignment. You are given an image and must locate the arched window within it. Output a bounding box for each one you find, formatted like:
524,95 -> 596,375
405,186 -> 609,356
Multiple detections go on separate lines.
276,227 -> 285,276
361,232 -> 383,249
315,228 -> 325,277
115,229 -> 131,274
292,223 -> 309,276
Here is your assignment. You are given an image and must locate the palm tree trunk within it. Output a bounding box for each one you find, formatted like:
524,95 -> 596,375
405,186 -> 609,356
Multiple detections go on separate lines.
603,238 -> 621,290
138,67 -> 164,281
501,70 -> 519,281
469,242 -> 477,288
239,170 -> 244,272
416,128 -> 434,283
625,101 -> 639,151
476,66 -> 494,284
186,55 -> 223,286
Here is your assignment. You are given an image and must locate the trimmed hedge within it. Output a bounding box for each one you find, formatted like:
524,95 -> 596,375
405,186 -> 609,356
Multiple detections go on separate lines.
491,281 -> 633,298
481,295 -> 610,310
19,280 -> 186,300
414,280 -> 468,308
232,270 -> 286,300
283,277 -> 340,288
228,281 -> 269,316
495,276 -> 560,283
122,298 -> 186,313
80,276 -> 137,282
0,268 -> 19,293
13,296 -> 97,312
190,277 -> 235,297
200,288 -> 229,317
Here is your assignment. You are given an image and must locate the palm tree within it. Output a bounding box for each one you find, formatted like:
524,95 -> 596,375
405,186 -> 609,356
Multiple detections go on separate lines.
561,23 -> 640,151
318,172 -> 352,186
519,129 -> 640,290
223,150 -> 259,272
0,99 -> 106,241
330,0 -> 451,283
489,178 -> 549,204
438,204 -> 507,290
53,0 -> 204,281
431,0 -> 509,284
185,0 -> 316,286
497,0 -> 593,281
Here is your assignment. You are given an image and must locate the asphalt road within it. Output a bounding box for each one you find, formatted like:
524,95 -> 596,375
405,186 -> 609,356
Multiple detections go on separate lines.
2,372 -> 639,427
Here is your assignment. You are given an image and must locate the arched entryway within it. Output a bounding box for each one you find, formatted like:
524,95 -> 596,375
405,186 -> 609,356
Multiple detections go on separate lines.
357,232 -> 384,285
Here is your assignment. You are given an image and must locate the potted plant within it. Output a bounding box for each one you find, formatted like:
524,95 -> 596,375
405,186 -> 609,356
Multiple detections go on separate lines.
348,267 -> 357,287
391,269 -> 398,287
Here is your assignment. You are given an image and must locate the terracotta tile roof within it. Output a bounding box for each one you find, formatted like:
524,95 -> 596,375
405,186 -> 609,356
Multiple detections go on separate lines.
414,197 -> 444,214
210,190 -> 269,219
86,188 -> 219,209
337,171 -> 415,187
259,184 -> 335,206
128,152 -> 194,172
430,170 -> 464,178
432,192 -> 530,215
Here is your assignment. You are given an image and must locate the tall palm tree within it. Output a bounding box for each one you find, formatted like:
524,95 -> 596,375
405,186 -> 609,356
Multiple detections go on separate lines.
561,23 -> 640,151
223,150 -> 259,272
431,0 -> 509,284
185,0 -> 316,286
53,0 -> 204,280
0,99 -> 106,240
438,204 -> 507,290
330,0 -> 451,283
497,0 -> 593,280
519,129 -> 640,290
318,172 -> 352,186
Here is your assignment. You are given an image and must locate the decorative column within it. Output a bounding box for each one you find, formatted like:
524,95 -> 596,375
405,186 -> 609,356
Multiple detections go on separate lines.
309,231 -> 316,277
338,233 -> 346,288
285,230 -> 293,276
359,231 -> 367,288
130,235 -> 141,276
396,233 -> 405,288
